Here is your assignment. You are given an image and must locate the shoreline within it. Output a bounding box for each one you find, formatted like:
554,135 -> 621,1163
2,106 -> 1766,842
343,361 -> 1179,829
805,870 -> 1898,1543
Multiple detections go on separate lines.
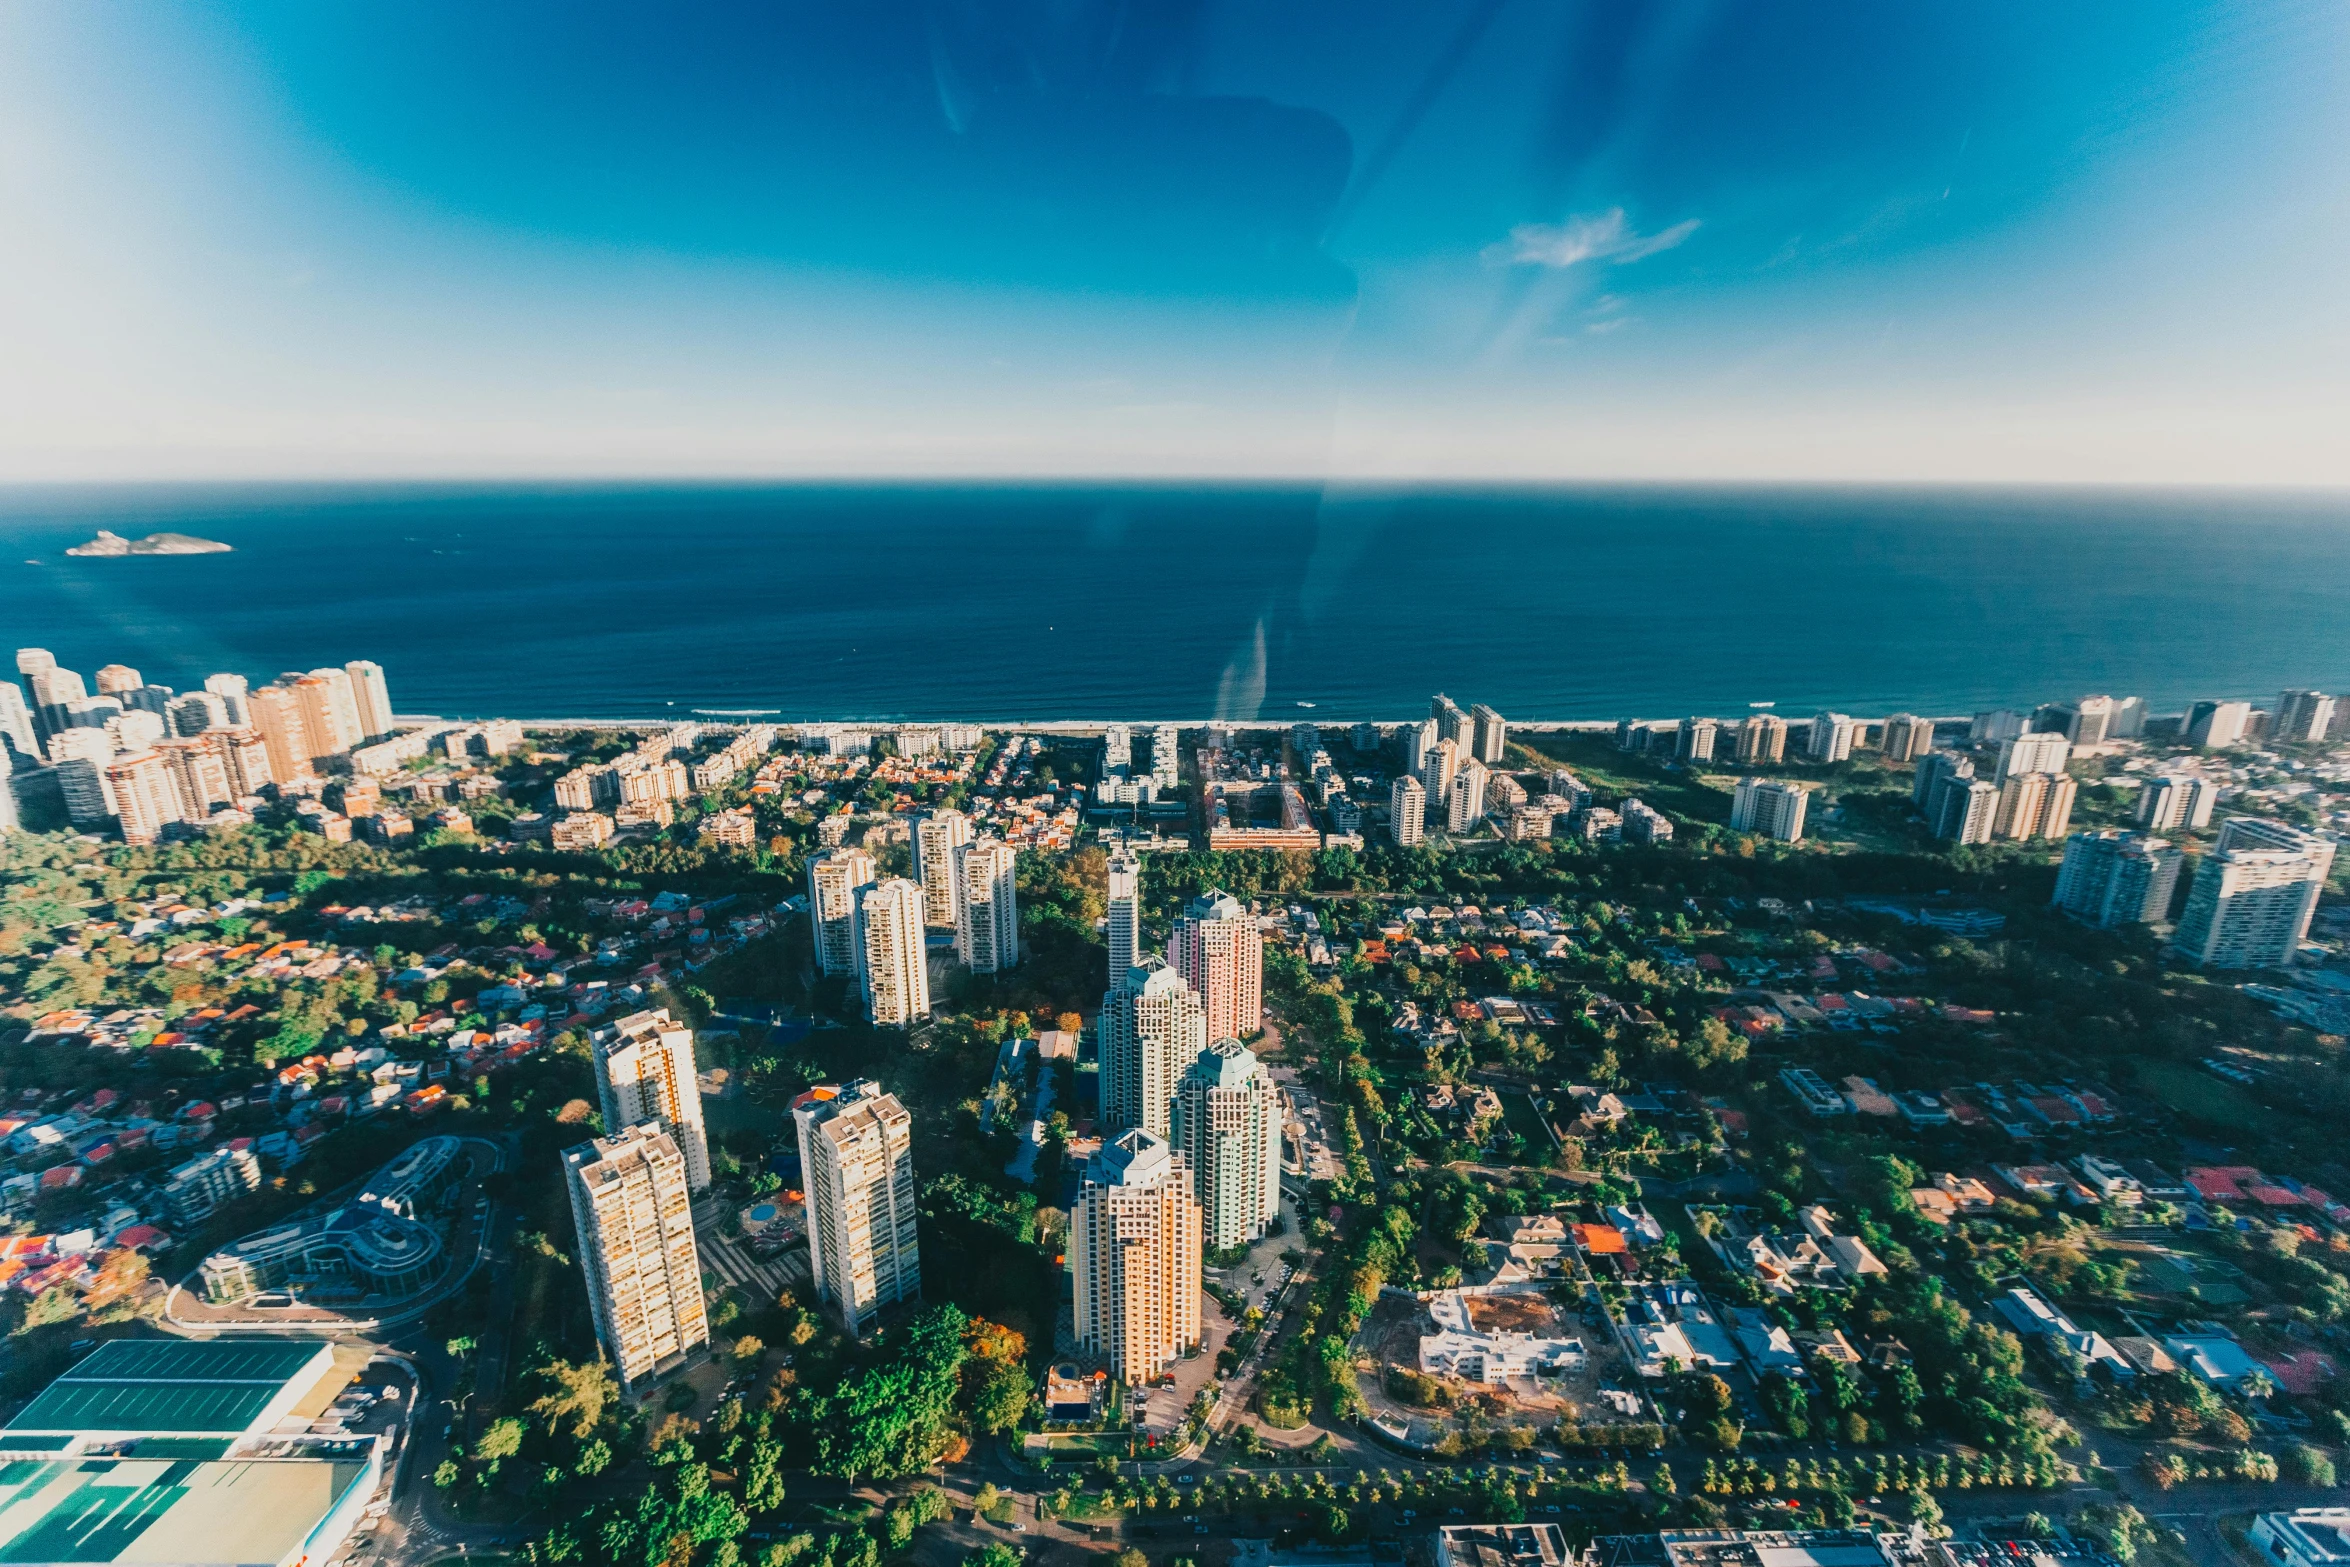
394,714 -> 1979,734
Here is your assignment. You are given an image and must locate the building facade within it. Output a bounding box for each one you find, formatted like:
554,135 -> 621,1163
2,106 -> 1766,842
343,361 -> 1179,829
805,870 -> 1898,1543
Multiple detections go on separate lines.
2171,818 -> 2337,968
1880,713 -> 1931,762
1735,714 -> 1787,764
1389,775 -> 1426,846
857,877 -> 932,1025
1449,757 -> 1490,833
913,809 -> 972,930
1105,850 -> 1141,982
1168,890 -> 1262,1043
1806,712 -> 1855,763
1070,1130 -> 1203,1385
1100,958 -> 1210,1137
2053,831 -> 2184,927
794,1080 -> 922,1338
956,838 -> 1020,974
593,1007 -> 712,1191
2138,773 -> 2217,831
1730,778 -> 1809,842
1470,704 -> 1507,764
565,1124 -> 709,1395
808,848 -> 877,976
1170,1039 -> 1284,1250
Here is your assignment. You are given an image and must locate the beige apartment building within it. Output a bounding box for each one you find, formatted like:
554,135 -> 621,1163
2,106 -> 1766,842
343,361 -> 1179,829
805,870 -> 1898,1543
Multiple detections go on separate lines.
1071,1130 -> 1203,1385
564,1123 -> 709,1396
594,1007 -> 711,1191
794,1081 -> 922,1337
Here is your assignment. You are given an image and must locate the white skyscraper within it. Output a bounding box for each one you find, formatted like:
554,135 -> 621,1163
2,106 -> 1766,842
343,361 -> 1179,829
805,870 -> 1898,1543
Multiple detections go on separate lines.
2276,690 -> 2336,744
2171,818 -> 2337,969
343,661 -> 394,740
1105,850 -> 1141,983
2186,700 -> 2252,749
1421,737 -> 1459,805
1880,713 -> 1931,762
1447,758 -> 1489,833
1101,958 -> 1209,1137
1070,1130 -> 1202,1386
808,848 -> 877,976
913,809 -> 973,930
1404,717 -> 1438,776
1389,775 -> 1425,847
564,1123 -> 709,1396
2137,774 -> 2217,831
1170,1038 -> 1284,1251
202,673 -> 251,727
794,1080 -> 922,1338
1995,730 -> 2072,782
856,878 -> 931,1025
1469,704 -> 1507,765
2053,831 -> 2184,928
0,686 -> 36,758
1169,890 -> 1262,1044
956,838 -> 1019,973
593,1007 -> 711,1191
1806,712 -> 1855,763
1730,778 -> 1810,842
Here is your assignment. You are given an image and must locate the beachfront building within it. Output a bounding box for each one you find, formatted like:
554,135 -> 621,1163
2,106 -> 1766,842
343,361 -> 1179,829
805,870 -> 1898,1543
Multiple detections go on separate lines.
794,1080 -> 922,1338
1470,703 -> 1507,764
1805,712 -> 1855,763
564,1124 -> 709,1395
1880,712 -> 1932,762
1735,714 -> 1787,764
344,660 -> 394,741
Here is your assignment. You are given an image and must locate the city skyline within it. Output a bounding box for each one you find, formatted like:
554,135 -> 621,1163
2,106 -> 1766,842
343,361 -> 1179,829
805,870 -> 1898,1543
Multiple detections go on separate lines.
2,3 -> 2345,485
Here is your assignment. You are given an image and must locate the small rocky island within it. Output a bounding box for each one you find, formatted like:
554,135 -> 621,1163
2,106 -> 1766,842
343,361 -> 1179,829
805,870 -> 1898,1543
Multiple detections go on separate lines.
65,529 -> 232,557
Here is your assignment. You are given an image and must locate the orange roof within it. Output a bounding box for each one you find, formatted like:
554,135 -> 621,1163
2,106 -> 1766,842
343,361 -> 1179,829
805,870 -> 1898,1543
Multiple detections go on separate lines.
1573,1223 -> 1628,1255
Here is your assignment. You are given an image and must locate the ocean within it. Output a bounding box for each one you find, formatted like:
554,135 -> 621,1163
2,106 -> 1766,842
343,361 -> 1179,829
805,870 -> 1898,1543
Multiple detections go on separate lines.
1,482 -> 2346,724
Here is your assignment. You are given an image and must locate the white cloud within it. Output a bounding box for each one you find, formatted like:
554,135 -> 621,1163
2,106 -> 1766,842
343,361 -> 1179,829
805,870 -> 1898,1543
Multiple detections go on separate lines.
1484,209 -> 1700,269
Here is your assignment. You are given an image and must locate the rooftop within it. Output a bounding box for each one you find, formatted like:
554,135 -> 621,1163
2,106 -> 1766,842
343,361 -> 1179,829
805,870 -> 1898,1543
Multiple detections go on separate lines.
0,1453 -> 371,1565
5,1339 -> 336,1441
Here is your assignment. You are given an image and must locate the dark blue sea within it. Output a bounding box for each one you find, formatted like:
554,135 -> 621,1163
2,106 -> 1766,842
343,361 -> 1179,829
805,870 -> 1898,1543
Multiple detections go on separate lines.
1,483 -> 2346,723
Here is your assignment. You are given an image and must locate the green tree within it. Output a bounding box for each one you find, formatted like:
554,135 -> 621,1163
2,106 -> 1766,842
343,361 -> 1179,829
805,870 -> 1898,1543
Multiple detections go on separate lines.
478,1417 -> 526,1467
805,1307 -> 971,1482
743,1437 -> 786,1513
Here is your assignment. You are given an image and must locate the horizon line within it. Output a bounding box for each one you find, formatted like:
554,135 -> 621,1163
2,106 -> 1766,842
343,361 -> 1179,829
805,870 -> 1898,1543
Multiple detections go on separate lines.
4,472 -> 2350,496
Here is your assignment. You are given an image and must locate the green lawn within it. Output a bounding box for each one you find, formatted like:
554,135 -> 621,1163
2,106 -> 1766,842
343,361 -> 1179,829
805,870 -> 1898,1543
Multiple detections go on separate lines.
1510,733 -> 1732,824
1499,1091 -> 1555,1152
2134,1060 -> 2267,1132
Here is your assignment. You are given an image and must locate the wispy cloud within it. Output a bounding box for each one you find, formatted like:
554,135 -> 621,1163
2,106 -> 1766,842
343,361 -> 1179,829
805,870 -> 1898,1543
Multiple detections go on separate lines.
1484,208 -> 1699,269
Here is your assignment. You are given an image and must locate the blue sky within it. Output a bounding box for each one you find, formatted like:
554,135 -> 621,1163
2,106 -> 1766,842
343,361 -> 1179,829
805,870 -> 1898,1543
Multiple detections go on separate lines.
2,1 -> 2345,482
